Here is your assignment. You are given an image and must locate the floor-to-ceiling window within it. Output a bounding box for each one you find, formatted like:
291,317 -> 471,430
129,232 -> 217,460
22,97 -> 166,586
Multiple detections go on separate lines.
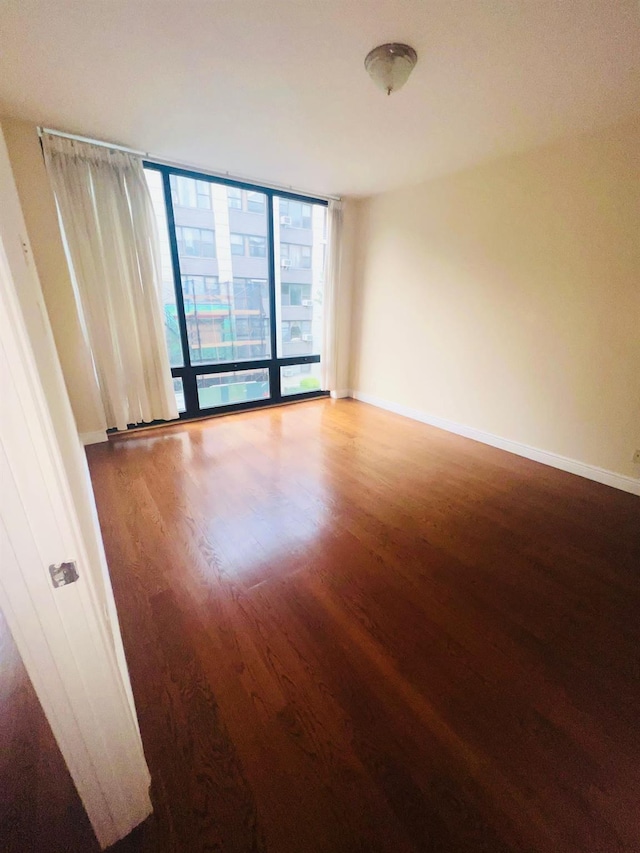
144,164 -> 328,420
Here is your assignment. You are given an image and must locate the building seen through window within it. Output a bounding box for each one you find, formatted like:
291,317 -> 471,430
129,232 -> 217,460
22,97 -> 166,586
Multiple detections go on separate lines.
146,169 -> 328,409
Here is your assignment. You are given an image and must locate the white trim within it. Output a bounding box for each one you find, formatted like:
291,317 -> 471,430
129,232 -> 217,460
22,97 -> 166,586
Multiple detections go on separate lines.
352,391 -> 640,497
330,388 -> 351,399
80,430 -> 108,446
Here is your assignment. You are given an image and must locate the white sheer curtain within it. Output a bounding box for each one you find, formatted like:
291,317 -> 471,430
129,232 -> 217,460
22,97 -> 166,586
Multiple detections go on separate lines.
321,199 -> 342,392
42,134 -> 178,431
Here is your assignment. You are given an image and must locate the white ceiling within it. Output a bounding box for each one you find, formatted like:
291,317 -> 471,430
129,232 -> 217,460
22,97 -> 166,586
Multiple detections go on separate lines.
0,0 -> 639,197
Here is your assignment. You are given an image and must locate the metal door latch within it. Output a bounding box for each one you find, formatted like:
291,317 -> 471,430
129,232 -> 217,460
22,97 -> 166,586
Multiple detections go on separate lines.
49,561 -> 79,588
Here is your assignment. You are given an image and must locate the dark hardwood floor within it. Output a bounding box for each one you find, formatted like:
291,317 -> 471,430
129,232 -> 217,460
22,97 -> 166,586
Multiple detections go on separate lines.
2,398 -> 639,852
0,608 -> 99,853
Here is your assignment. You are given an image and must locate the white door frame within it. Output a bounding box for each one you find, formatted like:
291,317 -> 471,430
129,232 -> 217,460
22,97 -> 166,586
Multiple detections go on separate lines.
0,133 -> 152,849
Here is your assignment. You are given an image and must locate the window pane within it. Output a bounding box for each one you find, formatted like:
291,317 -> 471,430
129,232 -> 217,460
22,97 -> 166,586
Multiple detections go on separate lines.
228,187 -> 242,209
247,191 -> 265,213
173,377 -> 186,413
181,275 -> 220,300
275,197 -> 326,358
290,284 -> 302,306
177,225 -> 216,258
169,180 -> 271,366
200,229 -> 215,257
196,180 -> 211,209
144,168 -> 184,367
279,200 -> 313,229
197,369 -> 270,409
280,242 -> 312,269
280,363 -> 321,396
248,235 -> 266,257
172,175 -> 197,208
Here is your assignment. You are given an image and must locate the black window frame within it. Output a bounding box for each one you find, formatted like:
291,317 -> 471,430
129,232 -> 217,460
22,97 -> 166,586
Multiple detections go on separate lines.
143,161 -> 328,422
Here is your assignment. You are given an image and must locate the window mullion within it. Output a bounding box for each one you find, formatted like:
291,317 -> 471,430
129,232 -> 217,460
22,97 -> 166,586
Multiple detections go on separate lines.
266,193 -> 280,401
160,170 -> 197,414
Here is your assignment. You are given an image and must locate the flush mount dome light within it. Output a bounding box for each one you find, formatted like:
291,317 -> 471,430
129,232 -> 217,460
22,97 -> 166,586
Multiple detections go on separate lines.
364,43 -> 418,95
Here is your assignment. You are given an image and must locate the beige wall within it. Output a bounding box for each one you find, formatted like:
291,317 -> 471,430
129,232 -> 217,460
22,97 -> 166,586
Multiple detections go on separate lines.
1,117 -> 105,435
351,118 -> 640,479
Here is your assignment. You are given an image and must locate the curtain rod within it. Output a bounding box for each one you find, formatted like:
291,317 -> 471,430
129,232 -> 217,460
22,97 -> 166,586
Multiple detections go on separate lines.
37,126 -> 340,202
38,126 -> 148,157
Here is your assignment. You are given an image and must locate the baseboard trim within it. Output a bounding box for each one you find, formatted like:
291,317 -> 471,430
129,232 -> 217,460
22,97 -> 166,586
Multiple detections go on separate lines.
330,389 -> 352,399
351,391 -> 640,497
80,430 -> 108,446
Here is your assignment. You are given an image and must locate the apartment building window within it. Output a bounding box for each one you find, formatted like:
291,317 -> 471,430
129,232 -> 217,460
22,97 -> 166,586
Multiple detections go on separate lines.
232,278 -> 268,310
281,243 -> 312,269
144,164 -> 329,419
230,233 -> 244,255
196,182 -> 211,208
248,235 -> 266,257
281,283 -> 312,306
171,175 -> 212,209
227,188 -> 266,214
282,320 -> 312,342
247,191 -> 265,213
230,234 -> 267,257
235,317 -> 266,340
280,200 -> 312,229
176,226 -> 215,258
228,187 -> 242,209
181,275 -> 220,299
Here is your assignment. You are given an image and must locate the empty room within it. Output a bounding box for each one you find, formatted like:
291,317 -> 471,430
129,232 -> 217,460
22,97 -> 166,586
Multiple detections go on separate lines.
0,2 -> 639,851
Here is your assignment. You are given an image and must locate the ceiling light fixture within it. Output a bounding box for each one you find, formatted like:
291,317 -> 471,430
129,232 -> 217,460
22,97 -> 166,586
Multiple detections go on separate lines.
364,43 -> 418,95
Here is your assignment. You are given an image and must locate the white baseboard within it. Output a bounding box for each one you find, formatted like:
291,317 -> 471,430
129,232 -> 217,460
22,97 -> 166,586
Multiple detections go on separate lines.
80,430 -> 108,446
330,389 -> 351,399
351,391 -> 640,497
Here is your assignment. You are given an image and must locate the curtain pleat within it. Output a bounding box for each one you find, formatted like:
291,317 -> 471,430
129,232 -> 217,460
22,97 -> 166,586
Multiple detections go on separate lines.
42,135 -> 178,431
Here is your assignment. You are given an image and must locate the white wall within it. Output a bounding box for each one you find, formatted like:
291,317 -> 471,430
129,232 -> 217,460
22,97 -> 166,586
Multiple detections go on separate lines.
350,118 -> 640,483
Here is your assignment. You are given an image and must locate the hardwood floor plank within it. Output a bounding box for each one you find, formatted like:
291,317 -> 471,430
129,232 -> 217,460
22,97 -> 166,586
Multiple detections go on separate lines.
4,397 -> 638,852
0,608 -> 99,853
86,398 -> 638,852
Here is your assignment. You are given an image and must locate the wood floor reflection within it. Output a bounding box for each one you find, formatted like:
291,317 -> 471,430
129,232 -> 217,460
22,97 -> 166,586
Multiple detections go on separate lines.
86,398 -> 638,851
0,608 -> 98,852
